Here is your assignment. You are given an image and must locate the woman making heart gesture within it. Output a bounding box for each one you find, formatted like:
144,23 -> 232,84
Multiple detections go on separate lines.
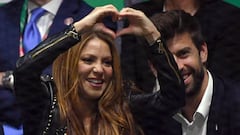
13,5 -> 184,135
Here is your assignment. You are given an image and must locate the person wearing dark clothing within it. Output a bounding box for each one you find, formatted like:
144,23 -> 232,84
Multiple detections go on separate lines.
150,9 -> 240,135
0,0 -> 93,127
13,5 -> 185,135
121,0 -> 240,94
0,0 -> 116,130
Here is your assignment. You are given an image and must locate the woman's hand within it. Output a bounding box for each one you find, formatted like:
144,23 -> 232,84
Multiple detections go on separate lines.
73,5 -> 161,43
74,4 -> 119,38
117,7 -> 161,44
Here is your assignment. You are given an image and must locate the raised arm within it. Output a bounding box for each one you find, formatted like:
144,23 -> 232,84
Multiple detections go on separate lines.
118,8 -> 185,133
13,5 -> 119,135
16,4 -> 119,73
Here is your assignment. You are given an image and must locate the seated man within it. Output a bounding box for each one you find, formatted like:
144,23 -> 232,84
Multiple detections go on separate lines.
149,10 -> 240,135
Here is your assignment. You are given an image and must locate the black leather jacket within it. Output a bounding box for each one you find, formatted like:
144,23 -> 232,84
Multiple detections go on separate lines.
14,26 -> 185,135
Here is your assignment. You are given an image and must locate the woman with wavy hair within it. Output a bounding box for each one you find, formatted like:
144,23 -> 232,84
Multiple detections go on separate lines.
13,4 -> 184,135
52,31 -> 139,135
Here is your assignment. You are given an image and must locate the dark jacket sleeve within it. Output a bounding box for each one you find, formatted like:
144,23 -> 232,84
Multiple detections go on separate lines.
129,38 -> 185,134
13,26 -> 80,135
120,1 -> 164,92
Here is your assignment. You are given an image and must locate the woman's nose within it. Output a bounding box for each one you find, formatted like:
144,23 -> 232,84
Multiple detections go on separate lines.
93,64 -> 103,73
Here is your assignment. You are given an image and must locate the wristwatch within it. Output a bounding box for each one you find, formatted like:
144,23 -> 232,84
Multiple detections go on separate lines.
1,71 -> 14,90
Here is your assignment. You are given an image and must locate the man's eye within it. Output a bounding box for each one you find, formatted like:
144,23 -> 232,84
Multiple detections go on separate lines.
179,51 -> 189,58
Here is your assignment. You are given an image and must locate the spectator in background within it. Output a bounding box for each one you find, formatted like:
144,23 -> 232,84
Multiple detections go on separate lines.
150,10 -> 240,135
121,0 -> 240,94
0,0 -> 115,133
124,0 -> 143,6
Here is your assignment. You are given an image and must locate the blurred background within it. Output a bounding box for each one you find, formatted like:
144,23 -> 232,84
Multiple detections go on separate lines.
0,0 -> 239,8
0,0 -> 146,8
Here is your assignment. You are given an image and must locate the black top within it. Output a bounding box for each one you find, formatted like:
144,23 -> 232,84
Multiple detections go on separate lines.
14,26 -> 185,135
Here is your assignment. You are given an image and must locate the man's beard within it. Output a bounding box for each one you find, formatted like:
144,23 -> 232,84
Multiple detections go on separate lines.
186,66 -> 205,97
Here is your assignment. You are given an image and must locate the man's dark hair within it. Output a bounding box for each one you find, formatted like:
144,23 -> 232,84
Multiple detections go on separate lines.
151,10 -> 205,51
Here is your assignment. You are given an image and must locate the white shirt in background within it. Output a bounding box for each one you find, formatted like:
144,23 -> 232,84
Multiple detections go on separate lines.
27,0 -> 63,39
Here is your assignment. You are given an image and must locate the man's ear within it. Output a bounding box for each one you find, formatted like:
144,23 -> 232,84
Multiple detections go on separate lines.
200,42 -> 208,63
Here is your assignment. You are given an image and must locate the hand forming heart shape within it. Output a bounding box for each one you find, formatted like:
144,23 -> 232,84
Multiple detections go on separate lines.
74,4 -> 160,42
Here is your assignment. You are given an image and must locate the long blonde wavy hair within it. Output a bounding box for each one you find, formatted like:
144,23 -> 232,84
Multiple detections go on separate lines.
52,31 -> 141,135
